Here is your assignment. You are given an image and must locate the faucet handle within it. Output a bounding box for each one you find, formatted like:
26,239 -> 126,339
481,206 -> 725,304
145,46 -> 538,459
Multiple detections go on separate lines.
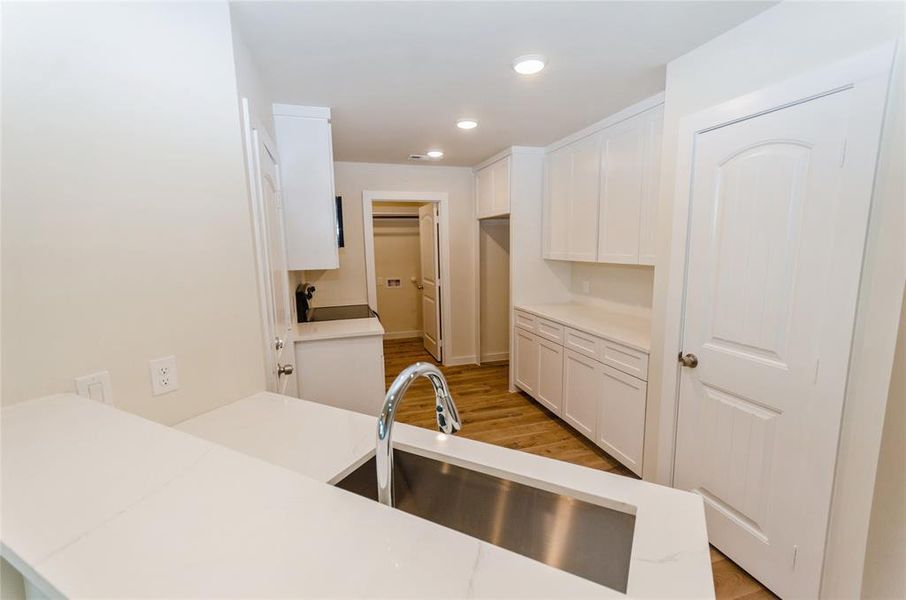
435,394 -> 461,434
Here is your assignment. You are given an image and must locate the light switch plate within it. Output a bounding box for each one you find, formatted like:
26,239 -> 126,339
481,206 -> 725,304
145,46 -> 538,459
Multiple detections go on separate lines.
149,355 -> 179,396
75,371 -> 113,405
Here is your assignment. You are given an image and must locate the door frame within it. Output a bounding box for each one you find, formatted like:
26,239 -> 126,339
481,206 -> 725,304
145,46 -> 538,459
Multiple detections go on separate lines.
654,43 -> 898,595
362,190 -> 452,365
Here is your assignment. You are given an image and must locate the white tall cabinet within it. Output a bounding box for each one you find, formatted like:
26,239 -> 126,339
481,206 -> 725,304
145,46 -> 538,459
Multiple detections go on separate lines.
273,104 -> 339,271
543,95 -> 663,265
475,155 -> 511,219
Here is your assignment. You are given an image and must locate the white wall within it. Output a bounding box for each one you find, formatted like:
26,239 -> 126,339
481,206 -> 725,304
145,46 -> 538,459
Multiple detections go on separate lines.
570,263 -> 654,313
646,1 -> 905,596
230,8 -> 275,139
300,161 -> 477,362
862,291 -> 906,599
373,217 -> 423,337
1,2 -> 266,424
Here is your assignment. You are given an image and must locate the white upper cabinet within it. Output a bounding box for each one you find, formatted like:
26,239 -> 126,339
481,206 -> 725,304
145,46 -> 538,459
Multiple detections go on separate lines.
568,133 -> 602,261
475,156 -> 510,219
543,95 -> 663,265
598,117 -> 645,263
273,104 -> 338,271
637,106 -> 663,265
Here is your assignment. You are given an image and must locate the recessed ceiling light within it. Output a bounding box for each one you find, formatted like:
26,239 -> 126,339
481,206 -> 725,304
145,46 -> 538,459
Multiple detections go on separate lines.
427,149 -> 444,159
513,54 -> 546,75
456,118 -> 478,130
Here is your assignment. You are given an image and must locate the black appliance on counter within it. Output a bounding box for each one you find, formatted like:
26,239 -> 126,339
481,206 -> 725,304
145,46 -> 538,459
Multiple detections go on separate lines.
296,283 -> 376,323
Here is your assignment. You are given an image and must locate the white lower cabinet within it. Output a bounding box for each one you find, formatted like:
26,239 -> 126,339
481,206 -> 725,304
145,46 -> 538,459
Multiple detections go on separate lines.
513,309 -> 648,475
514,327 -> 539,396
597,365 -> 647,475
562,350 -> 601,439
536,338 -> 564,415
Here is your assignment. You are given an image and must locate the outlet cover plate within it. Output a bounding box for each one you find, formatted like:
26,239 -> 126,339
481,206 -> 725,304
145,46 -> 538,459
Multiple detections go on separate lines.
149,355 -> 179,396
75,371 -> 113,405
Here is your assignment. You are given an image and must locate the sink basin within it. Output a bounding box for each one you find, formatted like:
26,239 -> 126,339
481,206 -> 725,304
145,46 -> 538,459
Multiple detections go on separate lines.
335,449 -> 635,592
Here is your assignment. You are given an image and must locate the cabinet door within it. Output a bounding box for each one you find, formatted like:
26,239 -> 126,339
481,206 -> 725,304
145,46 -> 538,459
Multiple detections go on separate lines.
476,166 -> 494,218
597,116 -> 645,264
562,350 -> 600,440
274,114 -> 338,271
491,157 -> 510,216
543,146 -> 571,259
596,365 -> 647,475
638,106 -> 664,265
568,134 -> 601,261
514,328 -> 539,396
536,338 -> 564,415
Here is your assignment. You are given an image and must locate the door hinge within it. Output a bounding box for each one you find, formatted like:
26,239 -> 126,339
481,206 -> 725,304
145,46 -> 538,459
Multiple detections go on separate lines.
792,545 -> 799,569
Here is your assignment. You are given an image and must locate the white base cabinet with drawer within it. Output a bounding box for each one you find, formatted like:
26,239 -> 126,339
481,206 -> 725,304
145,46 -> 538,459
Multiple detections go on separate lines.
513,309 -> 648,475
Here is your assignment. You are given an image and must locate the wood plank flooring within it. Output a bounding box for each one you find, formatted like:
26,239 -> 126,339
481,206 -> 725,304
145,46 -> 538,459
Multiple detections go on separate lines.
384,337 -> 776,600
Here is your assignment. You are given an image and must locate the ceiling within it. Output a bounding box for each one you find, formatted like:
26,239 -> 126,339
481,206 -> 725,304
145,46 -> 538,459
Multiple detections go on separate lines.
232,1 -> 775,166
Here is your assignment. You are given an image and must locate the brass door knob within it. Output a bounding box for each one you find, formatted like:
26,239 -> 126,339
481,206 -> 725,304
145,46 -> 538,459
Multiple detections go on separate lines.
678,353 -> 699,368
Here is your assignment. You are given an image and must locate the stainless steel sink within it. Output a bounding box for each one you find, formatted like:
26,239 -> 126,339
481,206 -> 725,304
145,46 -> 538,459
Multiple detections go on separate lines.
335,449 -> 636,592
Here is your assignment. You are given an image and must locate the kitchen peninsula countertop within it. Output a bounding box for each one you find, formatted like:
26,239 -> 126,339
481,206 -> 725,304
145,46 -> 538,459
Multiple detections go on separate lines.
1,392 -> 713,598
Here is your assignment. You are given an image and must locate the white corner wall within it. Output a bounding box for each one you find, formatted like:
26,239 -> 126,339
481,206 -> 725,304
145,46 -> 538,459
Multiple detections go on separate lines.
647,1 -> 905,596
1,2 -> 266,424
303,161 -> 477,363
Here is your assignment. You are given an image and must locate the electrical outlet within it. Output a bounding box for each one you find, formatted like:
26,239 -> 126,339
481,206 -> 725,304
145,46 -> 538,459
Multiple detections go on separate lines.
149,355 -> 179,396
75,371 -> 113,405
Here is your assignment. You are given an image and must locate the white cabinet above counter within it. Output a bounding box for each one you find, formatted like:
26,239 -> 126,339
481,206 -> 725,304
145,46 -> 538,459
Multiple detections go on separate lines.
474,153 -> 511,219
543,94 -> 663,266
273,104 -> 339,271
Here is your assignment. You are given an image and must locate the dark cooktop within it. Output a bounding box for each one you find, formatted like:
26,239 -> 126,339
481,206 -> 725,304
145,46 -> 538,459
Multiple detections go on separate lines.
302,304 -> 375,323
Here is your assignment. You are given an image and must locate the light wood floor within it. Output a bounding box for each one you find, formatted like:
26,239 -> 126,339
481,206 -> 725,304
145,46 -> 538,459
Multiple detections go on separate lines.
384,337 -> 776,600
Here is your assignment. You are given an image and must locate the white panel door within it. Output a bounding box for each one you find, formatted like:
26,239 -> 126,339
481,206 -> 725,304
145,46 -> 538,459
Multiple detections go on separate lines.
476,166 -> 494,218
419,203 -> 442,361
544,146 -> 571,259
597,116 -> 644,263
637,106 -> 664,265
674,89 -> 868,598
536,338 -> 564,415
562,350 -> 600,440
514,328 -> 538,396
596,365 -> 646,475
243,102 -> 297,397
567,134 -> 601,261
491,157 -> 510,216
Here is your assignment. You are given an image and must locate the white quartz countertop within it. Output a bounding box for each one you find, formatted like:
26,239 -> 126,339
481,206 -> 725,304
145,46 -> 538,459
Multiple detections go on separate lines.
515,302 -> 652,352
294,315 -> 384,342
2,392 -> 713,598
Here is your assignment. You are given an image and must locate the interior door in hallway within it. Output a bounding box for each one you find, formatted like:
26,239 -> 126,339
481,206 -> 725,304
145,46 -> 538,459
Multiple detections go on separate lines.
673,86 -> 881,598
419,203 -> 442,361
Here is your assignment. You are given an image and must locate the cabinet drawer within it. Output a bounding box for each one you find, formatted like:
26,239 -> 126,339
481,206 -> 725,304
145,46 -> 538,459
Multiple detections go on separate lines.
600,340 -> 648,380
514,310 -> 536,332
536,317 -> 565,343
564,327 -> 600,359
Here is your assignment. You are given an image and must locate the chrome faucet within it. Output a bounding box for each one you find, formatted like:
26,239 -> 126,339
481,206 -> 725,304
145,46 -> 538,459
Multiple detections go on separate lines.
376,362 -> 461,506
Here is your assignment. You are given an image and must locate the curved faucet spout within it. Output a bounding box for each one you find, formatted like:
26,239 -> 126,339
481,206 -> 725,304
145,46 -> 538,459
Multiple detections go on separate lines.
376,362 -> 461,506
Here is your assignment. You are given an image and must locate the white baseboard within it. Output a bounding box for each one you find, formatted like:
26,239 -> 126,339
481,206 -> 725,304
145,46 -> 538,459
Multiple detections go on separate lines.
382,330 -> 422,340
444,355 -> 478,367
480,351 -> 509,363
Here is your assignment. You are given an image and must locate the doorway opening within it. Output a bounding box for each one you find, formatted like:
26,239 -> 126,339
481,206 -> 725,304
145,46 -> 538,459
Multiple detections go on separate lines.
363,191 -> 451,364
477,218 -> 510,364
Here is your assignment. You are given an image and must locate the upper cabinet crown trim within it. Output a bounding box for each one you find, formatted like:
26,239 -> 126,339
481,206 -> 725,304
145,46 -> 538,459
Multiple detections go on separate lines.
472,145 -> 544,172
273,104 -> 332,120
545,92 -> 665,154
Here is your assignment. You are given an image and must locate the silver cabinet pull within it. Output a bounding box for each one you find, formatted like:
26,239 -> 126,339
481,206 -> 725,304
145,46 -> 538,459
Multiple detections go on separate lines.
678,353 -> 699,368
